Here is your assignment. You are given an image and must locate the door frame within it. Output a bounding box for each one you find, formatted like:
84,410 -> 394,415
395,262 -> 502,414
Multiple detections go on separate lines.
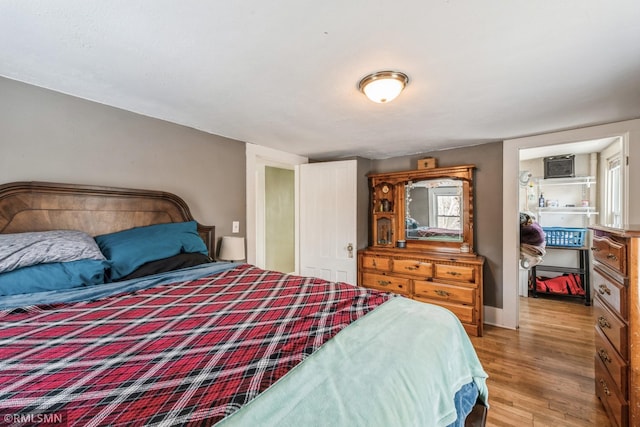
502,120 -> 635,330
245,143 -> 307,269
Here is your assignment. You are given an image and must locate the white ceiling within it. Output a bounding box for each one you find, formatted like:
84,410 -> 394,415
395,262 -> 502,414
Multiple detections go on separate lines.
1,1 -> 639,160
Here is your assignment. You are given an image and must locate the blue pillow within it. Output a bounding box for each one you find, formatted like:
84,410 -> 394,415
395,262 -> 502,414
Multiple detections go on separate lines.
0,259 -> 109,296
95,221 -> 208,281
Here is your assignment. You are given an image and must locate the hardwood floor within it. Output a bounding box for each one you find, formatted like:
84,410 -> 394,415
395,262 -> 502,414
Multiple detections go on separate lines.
469,296 -> 612,427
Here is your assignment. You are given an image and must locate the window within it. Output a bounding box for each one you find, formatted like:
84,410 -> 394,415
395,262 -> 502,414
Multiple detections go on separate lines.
429,187 -> 461,230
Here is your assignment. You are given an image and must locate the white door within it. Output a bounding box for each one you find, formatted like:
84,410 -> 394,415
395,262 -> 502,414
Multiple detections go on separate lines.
298,160 -> 357,284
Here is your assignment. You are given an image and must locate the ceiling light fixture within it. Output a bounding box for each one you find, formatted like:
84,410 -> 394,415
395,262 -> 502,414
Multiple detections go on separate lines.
358,71 -> 409,104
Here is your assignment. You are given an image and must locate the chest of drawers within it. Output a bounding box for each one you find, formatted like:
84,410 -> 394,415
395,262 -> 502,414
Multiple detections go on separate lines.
590,225 -> 640,427
358,249 -> 484,336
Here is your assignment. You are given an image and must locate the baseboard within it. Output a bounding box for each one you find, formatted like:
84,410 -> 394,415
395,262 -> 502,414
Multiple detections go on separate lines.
483,305 -> 517,330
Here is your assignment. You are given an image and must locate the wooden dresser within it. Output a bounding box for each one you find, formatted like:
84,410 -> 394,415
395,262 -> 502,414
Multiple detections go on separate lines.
590,225 -> 640,427
358,164 -> 484,337
358,249 -> 484,336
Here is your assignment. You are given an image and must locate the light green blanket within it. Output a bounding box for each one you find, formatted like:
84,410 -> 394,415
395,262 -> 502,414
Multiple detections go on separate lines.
217,297 -> 488,427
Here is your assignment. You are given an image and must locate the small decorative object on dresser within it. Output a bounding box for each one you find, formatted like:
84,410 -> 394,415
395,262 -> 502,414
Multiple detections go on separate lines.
359,165 -> 485,336
590,224 -> 640,427
417,157 -> 437,169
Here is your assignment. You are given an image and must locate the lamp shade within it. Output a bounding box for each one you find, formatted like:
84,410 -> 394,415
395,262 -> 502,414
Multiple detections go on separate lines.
218,236 -> 245,261
358,71 -> 409,103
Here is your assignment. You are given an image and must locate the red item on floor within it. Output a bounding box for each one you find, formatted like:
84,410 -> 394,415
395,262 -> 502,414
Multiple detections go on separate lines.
533,273 -> 585,296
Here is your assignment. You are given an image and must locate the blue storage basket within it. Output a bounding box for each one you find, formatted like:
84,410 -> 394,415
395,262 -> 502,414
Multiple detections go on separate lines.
542,227 -> 587,247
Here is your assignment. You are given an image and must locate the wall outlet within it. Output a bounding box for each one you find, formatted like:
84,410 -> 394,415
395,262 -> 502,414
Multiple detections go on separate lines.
232,221 -> 240,233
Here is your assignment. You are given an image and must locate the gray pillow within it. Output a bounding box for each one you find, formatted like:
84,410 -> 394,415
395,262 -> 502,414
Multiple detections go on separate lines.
0,230 -> 106,274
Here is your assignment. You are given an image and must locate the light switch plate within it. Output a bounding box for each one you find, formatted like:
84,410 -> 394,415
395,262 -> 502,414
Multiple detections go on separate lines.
232,221 -> 240,233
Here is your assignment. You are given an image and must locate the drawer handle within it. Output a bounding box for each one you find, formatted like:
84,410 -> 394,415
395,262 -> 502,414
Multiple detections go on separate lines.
377,280 -> 391,286
598,348 -> 611,364
435,289 -> 451,297
598,284 -> 611,295
598,316 -> 611,329
447,271 -> 462,277
372,259 -> 377,268
599,379 -> 611,396
590,247 -> 600,252
607,253 -> 618,261
404,265 -> 420,271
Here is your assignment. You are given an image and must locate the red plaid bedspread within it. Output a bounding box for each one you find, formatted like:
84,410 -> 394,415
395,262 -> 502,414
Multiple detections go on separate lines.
0,264 -> 391,426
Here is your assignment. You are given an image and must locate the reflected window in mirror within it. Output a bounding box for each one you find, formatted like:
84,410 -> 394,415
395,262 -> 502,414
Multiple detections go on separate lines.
405,179 -> 463,242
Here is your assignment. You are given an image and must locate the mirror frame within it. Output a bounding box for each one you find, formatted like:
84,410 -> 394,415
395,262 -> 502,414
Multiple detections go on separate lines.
369,165 -> 475,254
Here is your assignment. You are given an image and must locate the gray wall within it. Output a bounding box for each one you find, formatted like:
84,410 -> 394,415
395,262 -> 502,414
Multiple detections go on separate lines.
356,157 -> 374,250
0,77 -> 246,245
366,142 -> 504,308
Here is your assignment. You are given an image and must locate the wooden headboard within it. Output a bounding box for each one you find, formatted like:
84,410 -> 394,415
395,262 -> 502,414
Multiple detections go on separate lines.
0,182 -> 215,257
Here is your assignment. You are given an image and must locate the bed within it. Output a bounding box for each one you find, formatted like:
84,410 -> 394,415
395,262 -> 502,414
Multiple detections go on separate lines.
0,181 -> 488,426
406,226 -> 463,240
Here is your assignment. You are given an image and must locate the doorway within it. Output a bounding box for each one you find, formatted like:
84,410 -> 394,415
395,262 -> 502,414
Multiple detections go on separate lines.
518,139 -> 621,307
245,143 -> 307,269
264,166 -> 295,273
502,122 -> 632,330
245,144 -> 358,283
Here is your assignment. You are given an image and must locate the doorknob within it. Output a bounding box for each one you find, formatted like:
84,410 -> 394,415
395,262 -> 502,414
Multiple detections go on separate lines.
347,243 -> 354,258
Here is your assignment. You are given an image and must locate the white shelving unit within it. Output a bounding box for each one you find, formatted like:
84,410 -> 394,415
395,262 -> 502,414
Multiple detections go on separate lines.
536,206 -> 598,218
528,176 -> 596,304
532,176 -> 599,224
534,175 -> 596,187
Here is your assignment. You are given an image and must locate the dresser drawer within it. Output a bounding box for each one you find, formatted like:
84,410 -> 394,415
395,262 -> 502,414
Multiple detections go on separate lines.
414,296 -> 475,324
361,255 -> 391,272
595,326 -> 627,397
413,280 -> 475,305
594,297 -> 628,358
593,267 -> 628,319
361,272 -> 410,295
434,263 -> 475,283
358,250 -> 484,337
592,236 -> 627,276
392,258 -> 433,277
595,355 -> 628,427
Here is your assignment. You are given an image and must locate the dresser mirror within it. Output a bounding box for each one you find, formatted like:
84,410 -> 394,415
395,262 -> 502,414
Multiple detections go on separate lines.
367,165 -> 474,254
405,179 -> 463,242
